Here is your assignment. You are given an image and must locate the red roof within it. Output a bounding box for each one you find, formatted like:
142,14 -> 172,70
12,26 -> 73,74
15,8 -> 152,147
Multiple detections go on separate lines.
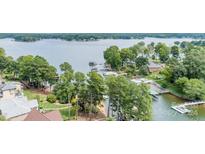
24,109 -> 63,121
44,110 -> 63,121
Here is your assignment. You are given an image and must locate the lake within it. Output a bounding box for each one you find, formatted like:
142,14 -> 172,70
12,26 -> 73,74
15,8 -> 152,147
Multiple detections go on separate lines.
1,37 -> 204,121
153,94 -> 205,121
0,37 -> 195,73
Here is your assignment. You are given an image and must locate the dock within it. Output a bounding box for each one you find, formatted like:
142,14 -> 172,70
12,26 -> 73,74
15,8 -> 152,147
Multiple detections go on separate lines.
171,101 -> 205,114
171,106 -> 191,114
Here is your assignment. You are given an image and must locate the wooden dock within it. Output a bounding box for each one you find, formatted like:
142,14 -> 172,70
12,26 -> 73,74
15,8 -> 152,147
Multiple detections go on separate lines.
171,101 -> 205,114
171,106 -> 191,114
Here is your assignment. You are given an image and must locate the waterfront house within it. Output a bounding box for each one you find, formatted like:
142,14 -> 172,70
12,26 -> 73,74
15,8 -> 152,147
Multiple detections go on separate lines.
148,62 -> 165,73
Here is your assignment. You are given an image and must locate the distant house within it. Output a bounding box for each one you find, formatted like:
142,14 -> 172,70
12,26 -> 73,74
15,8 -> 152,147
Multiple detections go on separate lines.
148,62 -> 165,73
0,96 -> 38,120
0,81 -> 22,100
24,109 -> 63,121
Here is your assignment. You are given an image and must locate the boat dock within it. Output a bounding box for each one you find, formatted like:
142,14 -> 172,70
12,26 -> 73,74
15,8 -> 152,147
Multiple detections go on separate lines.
171,101 -> 205,114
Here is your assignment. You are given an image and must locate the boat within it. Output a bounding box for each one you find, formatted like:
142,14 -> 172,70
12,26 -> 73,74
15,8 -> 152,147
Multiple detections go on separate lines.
89,61 -> 97,67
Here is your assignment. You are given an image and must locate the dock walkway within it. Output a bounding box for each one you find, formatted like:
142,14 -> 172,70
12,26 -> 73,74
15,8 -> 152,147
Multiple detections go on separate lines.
171,101 -> 205,114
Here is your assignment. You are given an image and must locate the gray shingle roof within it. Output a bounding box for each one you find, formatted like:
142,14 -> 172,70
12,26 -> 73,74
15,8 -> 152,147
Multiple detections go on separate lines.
148,62 -> 163,68
0,82 -> 20,91
0,96 -> 38,119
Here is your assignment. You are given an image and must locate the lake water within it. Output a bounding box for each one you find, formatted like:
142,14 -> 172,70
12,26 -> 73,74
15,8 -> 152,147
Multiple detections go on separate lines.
153,94 -> 205,121
0,38 -> 195,73
1,37 -> 204,121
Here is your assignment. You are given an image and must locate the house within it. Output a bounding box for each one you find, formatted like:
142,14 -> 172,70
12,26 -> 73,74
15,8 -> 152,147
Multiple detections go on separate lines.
24,108 -> 63,121
148,62 -> 165,73
0,96 -> 38,120
0,81 -> 22,100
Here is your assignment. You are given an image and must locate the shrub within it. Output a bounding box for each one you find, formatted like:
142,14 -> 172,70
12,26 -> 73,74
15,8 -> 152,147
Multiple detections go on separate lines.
47,94 -> 57,103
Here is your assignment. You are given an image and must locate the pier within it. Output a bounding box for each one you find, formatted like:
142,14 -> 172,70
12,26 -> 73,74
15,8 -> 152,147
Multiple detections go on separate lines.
171,101 -> 205,114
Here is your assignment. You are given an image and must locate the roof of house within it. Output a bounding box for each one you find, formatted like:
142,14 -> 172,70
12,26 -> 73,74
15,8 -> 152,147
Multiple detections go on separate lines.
24,109 -> 63,121
0,96 -> 38,119
0,81 -> 21,91
24,109 -> 50,121
44,110 -> 63,121
148,62 -> 163,69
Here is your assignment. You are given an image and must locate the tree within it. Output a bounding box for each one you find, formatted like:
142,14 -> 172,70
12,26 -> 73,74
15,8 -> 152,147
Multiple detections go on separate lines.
171,45 -> 180,58
17,55 -> 57,88
161,58 -> 187,83
54,71 -> 75,103
60,62 -> 73,73
135,56 -> 148,68
120,48 -> 134,66
73,72 -> 86,95
174,41 -> 180,45
4,57 -> 19,79
183,79 -> 205,100
106,76 -> 152,121
128,42 -> 148,58
154,43 -> 170,63
0,56 -> 10,78
46,66 -> 58,88
180,41 -> 190,49
78,72 -> 106,118
86,72 -> 106,106
176,77 -> 205,100
139,65 -> 149,76
175,77 -> 189,91
147,43 -> 155,55
104,46 -> 122,70
183,48 -> 205,80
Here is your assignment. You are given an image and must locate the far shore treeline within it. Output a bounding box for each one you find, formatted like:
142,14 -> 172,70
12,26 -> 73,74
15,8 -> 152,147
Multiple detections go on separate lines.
1,33 -> 205,42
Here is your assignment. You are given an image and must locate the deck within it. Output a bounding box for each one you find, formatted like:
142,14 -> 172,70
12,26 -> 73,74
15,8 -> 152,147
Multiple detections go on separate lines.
171,101 -> 205,114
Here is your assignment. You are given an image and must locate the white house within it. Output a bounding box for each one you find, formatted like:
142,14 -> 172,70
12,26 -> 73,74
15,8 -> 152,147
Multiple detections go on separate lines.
0,81 -> 39,120
0,81 -> 22,100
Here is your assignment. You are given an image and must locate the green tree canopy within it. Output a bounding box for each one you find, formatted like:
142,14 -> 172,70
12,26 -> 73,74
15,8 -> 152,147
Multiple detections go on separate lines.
106,76 -> 152,121
183,48 -> 205,80
60,62 -> 73,73
154,43 -> 170,63
176,77 -> 205,100
171,45 -> 180,58
104,46 -> 122,70
17,55 -> 57,88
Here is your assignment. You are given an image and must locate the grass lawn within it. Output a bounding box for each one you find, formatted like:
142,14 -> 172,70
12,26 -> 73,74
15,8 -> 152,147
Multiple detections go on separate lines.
23,89 -> 76,120
23,89 -> 47,100
154,79 -> 191,100
59,108 -> 76,121
146,73 -> 192,100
